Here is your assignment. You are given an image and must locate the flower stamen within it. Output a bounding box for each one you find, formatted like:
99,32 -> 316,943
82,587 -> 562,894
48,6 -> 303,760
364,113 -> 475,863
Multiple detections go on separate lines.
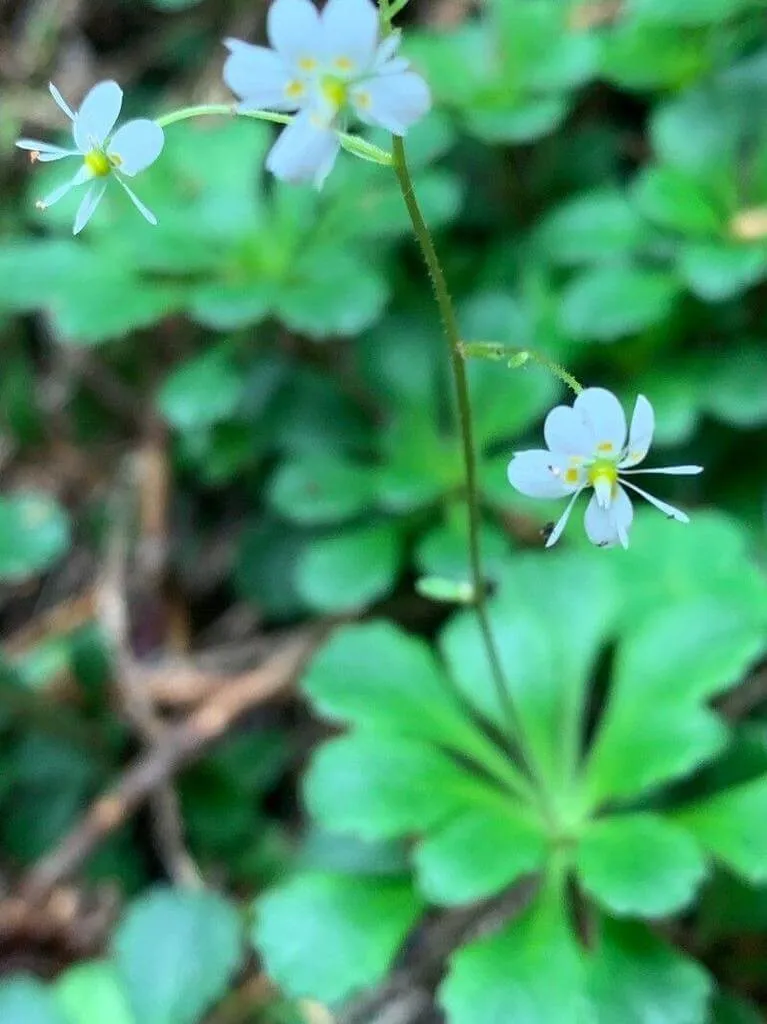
84,149 -> 112,177
320,75 -> 348,111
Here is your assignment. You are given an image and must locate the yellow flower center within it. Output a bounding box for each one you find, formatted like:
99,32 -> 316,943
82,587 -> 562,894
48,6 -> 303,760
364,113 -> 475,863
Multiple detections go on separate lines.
320,75 -> 348,110
587,458 -> 618,488
84,149 -> 112,177
588,457 -> 619,508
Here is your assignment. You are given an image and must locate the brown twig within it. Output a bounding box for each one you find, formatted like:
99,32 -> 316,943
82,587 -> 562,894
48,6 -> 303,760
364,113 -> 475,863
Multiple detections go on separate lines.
98,450 -> 202,889
20,626 -> 320,904
2,590 -> 97,657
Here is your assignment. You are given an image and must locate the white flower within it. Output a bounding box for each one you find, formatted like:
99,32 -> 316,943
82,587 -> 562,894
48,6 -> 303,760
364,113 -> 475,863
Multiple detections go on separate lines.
507,388 -> 703,550
16,80 -> 164,235
222,0 -> 431,187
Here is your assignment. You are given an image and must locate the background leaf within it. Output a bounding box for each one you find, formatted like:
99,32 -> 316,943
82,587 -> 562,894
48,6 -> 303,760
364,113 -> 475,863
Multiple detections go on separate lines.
113,888 -> 243,1024
254,873 -> 424,1005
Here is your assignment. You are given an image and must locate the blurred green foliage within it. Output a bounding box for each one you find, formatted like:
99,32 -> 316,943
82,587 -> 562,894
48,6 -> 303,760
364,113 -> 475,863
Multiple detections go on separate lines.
4,0 -> 767,1021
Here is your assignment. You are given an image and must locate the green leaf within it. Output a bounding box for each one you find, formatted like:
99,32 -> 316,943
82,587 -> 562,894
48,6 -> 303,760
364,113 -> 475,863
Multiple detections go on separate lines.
415,517 -> 510,583
467,98 -> 570,145
55,962 -> 134,1024
0,493 -> 70,582
611,510 -> 767,627
440,552 -> 617,791
674,775 -> 767,883
679,243 -> 767,301
631,365 -> 700,445
601,23 -> 711,91
415,804 -> 547,906
50,264 -> 181,346
268,456 -> 376,526
157,350 -> 245,431
583,596 -> 754,806
276,250 -> 388,338
632,167 -> 724,237
254,873 -> 424,1004
113,888 -> 243,1024
585,703 -> 726,807
305,733 -> 507,841
650,86 -> 741,173
630,0 -> 754,25
537,190 -> 648,266
0,978 -> 68,1024
296,522 -> 401,612
235,519 -> 309,620
188,281 -> 272,330
1,734 -> 97,862
612,598 -> 766,711
325,167 -> 461,240
376,413 -> 459,511
0,241 -> 89,314
576,814 -> 707,917
701,344 -> 767,427
440,886 -> 582,1024
586,919 -> 711,1024
302,622 -> 520,789
303,622 -> 462,738
560,266 -> 679,342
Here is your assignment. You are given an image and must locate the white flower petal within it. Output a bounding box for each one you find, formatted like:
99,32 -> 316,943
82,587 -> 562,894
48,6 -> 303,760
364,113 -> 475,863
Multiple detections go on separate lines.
620,394 -> 654,468
351,71 -> 431,135
620,479 -> 690,523
73,179 -> 107,234
265,110 -> 340,187
375,56 -> 411,76
267,0 -> 322,66
16,139 -> 78,162
545,487 -> 585,548
116,177 -> 158,225
37,164 -> 92,209
74,80 -> 123,151
506,450 -> 575,499
223,40 -> 302,111
620,465 -> 703,476
574,387 -> 627,456
321,0 -> 379,72
49,82 -> 76,121
544,404 -> 594,456
108,119 -> 164,176
584,486 -> 634,549
373,32 -> 402,70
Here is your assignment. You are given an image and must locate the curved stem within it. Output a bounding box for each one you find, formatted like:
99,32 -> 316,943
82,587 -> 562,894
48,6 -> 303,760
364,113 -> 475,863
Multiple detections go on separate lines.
460,341 -> 583,396
156,104 -> 291,129
155,105 -> 392,166
391,137 -> 534,763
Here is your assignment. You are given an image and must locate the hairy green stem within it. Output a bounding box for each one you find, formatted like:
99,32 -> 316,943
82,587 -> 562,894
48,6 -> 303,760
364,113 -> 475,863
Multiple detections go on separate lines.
156,105 -> 290,129
155,105 -> 392,166
460,341 -> 584,396
391,137 -> 532,756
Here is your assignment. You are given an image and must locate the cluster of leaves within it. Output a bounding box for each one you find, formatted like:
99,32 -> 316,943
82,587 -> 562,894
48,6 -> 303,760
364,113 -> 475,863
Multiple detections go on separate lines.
0,888 -> 245,1024
254,513 -> 767,1021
